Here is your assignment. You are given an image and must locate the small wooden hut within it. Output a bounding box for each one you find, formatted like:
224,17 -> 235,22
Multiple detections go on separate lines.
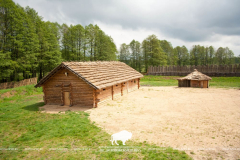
35,61 -> 143,107
177,69 -> 212,88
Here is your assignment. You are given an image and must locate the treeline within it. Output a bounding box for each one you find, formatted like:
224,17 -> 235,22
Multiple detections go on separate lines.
0,0 -> 117,82
1,0 -> 240,82
119,35 -> 239,72
61,24 -> 117,61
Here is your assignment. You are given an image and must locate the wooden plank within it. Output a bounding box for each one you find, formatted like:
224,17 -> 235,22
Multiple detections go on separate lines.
64,92 -> 70,106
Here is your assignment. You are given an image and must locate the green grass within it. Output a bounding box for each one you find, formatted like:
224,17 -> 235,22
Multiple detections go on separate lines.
140,75 -> 240,88
0,85 -> 191,159
209,77 -> 240,88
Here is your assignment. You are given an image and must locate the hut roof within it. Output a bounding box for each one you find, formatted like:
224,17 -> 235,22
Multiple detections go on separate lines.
35,61 -> 143,90
177,69 -> 212,81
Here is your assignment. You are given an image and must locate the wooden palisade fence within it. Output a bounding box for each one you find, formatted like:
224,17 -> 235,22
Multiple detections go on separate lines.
147,64 -> 240,77
0,77 -> 38,90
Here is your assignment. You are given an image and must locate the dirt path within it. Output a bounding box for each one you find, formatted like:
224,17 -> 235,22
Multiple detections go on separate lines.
89,87 -> 240,160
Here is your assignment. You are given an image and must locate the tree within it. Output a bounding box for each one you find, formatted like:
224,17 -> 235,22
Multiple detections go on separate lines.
209,46 -> 215,65
215,47 -> 234,65
129,40 -> 142,71
119,43 -> 130,64
143,35 -> 167,67
159,40 -> 176,65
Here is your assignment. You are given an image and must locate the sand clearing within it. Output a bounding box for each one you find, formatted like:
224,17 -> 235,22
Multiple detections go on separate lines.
89,87 -> 240,160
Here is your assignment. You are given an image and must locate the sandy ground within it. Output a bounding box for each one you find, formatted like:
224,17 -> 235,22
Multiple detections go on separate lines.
39,105 -> 92,113
87,87 -> 240,160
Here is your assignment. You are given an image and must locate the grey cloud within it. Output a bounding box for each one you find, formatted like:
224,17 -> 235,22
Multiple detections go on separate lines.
13,0 -> 240,42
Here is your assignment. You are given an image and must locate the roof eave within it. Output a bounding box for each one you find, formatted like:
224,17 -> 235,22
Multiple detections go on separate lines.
35,63 -> 99,90
35,63 -> 64,88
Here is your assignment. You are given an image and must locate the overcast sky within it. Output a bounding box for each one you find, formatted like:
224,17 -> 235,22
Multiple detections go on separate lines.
13,0 -> 240,56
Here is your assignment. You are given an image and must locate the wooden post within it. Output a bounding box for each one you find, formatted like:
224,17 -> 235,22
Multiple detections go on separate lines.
121,83 -> 123,96
93,89 -> 97,108
138,78 -> 140,89
112,86 -> 114,100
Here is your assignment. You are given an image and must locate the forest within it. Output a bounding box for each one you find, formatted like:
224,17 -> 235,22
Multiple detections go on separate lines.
120,35 -> 240,72
0,0 -> 239,82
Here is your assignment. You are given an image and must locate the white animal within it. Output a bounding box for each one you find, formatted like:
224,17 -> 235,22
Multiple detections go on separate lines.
110,130 -> 132,145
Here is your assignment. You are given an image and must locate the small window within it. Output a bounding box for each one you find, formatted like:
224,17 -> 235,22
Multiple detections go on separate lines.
134,80 -> 136,83
116,85 -> 118,86
124,82 -> 125,84
103,89 -> 106,91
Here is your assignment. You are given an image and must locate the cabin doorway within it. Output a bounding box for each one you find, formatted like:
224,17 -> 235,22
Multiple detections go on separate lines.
64,92 -> 70,106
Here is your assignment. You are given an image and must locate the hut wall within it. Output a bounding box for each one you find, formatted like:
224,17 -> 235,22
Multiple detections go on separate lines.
97,86 -> 112,104
178,80 -> 192,87
203,81 -> 208,88
190,80 -> 209,88
97,78 -> 139,105
178,80 -> 186,87
128,79 -> 138,92
190,80 -> 199,88
122,82 -> 128,95
113,83 -> 122,99
43,68 -> 93,107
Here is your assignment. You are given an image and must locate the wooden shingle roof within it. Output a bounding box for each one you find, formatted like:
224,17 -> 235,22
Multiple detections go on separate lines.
35,61 -> 143,89
177,69 -> 212,81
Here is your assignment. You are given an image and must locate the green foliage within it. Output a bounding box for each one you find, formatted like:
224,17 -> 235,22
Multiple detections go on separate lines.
61,23 -> 117,62
160,40 -> 176,65
121,38 -> 238,72
144,35 -> 167,67
215,47 -> 234,65
0,85 -> 191,159
0,0 -> 62,82
0,0 -> 117,83
174,45 -> 189,66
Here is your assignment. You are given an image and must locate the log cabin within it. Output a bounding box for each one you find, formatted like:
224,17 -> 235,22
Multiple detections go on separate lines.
35,61 -> 143,107
177,69 -> 212,88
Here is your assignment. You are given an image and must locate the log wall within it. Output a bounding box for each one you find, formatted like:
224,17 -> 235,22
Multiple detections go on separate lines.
97,78 -> 139,106
127,79 -> 138,92
147,64 -> 240,77
42,68 -> 140,108
43,68 -> 93,107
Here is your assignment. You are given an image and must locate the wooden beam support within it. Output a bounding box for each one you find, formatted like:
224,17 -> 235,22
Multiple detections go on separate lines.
112,86 -> 114,100
94,89 -> 99,108
138,78 -> 140,89
121,83 -> 123,96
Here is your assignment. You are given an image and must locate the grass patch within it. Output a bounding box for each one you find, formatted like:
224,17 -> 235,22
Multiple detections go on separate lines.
209,77 -> 240,88
140,75 -> 240,88
0,85 -> 191,159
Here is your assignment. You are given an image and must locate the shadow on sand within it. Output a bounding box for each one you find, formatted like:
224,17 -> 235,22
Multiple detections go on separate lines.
22,101 -> 93,113
38,105 -> 93,113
